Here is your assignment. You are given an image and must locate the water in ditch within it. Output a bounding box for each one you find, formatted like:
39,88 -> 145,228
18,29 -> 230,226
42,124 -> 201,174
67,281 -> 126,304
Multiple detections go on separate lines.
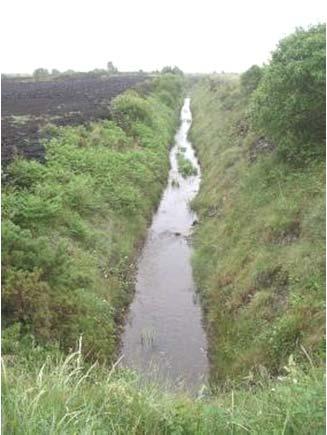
120,98 -> 208,391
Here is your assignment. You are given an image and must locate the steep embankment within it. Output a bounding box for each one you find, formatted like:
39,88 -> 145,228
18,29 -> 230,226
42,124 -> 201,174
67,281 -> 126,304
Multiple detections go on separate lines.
2,25 -> 325,434
2,71 -> 325,434
2,74 -> 184,363
190,75 -> 325,381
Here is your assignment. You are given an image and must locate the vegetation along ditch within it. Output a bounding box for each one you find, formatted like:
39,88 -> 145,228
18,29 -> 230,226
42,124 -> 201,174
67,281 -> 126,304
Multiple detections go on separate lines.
2,23 -> 326,434
121,97 -> 208,390
2,73 -> 184,364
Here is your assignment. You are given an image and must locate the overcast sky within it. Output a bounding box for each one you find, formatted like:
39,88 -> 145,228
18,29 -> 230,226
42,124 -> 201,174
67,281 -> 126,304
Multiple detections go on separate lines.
1,0 -> 325,74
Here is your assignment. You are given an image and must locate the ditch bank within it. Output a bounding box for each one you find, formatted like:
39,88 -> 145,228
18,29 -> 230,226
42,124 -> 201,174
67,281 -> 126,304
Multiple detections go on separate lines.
121,98 -> 208,391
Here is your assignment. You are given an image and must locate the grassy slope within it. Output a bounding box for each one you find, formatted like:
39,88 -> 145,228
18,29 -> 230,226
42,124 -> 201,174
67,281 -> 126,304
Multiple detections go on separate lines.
2,75 -> 183,363
190,76 -> 325,381
2,75 -> 325,435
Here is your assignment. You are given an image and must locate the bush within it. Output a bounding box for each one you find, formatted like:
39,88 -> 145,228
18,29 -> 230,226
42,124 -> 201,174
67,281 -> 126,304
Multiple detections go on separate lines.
89,121 -> 132,150
153,74 -> 184,107
33,68 -> 49,81
240,64 -> 263,95
161,65 -> 184,75
2,74 -> 183,363
6,158 -> 46,188
111,91 -> 154,131
2,269 -> 52,340
249,24 -> 326,163
190,69 -> 325,382
177,152 -> 198,177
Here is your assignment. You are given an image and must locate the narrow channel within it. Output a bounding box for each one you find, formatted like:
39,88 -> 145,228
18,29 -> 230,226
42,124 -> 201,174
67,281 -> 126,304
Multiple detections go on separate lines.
121,98 -> 208,390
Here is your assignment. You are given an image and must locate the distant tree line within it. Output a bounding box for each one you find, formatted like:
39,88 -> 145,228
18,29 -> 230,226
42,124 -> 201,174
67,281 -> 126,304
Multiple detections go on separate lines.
31,64 -> 184,81
161,66 -> 184,75
32,61 -> 120,81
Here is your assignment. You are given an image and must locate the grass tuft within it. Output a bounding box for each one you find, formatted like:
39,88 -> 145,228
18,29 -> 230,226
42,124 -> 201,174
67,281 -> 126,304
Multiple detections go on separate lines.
2,349 -> 325,434
177,152 -> 198,177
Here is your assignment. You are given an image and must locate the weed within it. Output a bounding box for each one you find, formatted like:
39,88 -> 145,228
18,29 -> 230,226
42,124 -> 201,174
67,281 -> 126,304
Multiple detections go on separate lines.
171,178 -> 180,188
177,152 -> 198,177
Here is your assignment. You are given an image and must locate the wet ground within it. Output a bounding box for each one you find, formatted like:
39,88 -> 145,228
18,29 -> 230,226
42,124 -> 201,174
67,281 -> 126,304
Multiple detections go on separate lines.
121,98 -> 208,391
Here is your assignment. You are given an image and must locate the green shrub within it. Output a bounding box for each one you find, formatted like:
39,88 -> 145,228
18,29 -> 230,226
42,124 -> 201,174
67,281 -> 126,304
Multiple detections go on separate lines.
6,158 -> 46,188
249,24 -> 326,163
2,269 -> 51,340
161,65 -> 184,75
33,68 -> 49,80
240,64 -> 263,95
190,70 -> 325,381
153,74 -> 184,107
111,90 -> 154,131
2,221 -> 71,286
89,120 -> 132,149
2,74 -> 183,363
62,175 -> 102,216
177,152 -> 198,177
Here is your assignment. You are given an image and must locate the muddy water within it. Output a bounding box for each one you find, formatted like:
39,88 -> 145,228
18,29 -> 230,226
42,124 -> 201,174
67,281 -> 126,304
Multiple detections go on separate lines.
121,98 -> 208,390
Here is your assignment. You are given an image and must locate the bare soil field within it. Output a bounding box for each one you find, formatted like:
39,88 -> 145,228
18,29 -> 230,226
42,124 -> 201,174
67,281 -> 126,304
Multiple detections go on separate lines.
1,74 -> 149,164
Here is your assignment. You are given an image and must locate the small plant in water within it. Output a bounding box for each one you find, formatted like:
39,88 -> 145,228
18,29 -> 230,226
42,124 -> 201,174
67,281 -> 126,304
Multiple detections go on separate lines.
140,326 -> 157,347
177,152 -> 198,178
171,178 -> 180,188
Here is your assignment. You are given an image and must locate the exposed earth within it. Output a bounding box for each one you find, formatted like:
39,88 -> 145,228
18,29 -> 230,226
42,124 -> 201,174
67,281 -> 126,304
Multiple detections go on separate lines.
1,74 -> 149,164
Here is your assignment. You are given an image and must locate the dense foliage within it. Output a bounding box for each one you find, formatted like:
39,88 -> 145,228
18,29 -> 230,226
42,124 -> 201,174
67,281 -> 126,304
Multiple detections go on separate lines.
190,27 -> 325,383
2,74 -> 184,362
2,25 -> 325,434
250,24 -> 326,163
240,64 -> 263,95
33,68 -> 50,80
161,65 -> 184,75
176,152 -> 198,177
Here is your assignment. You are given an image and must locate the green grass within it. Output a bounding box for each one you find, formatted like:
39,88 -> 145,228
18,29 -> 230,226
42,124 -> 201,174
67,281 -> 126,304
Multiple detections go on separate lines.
2,74 -> 184,363
177,152 -> 198,177
2,72 -> 325,434
190,76 -> 325,382
2,348 -> 325,434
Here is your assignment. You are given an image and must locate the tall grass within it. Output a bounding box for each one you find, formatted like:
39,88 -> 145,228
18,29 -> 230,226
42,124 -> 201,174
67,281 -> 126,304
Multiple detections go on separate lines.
2,348 -> 325,434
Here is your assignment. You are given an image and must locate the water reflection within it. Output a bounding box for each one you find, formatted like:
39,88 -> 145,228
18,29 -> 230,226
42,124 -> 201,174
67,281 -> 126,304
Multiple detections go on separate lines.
120,98 -> 208,391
